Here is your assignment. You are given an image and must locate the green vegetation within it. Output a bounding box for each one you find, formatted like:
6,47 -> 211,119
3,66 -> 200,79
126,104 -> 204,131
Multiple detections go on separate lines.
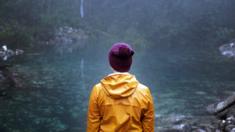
0,0 -> 83,48
0,0 -> 234,49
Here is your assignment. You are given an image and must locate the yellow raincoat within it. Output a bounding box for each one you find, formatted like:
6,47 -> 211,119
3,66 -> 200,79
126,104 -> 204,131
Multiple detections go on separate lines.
87,72 -> 155,132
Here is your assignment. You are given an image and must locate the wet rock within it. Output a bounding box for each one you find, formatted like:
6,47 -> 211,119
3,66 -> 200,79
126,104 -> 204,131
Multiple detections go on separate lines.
225,124 -> 235,132
206,93 -> 235,132
226,106 -> 235,118
196,123 -> 216,132
231,128 -> 235,132
207,94 -> 235,117
158,125 -> 191,132
219,41 -> 235,58
157,113 -> 225,132
218,116 -> 235,131
193,128 -> 207,132
156,115 -> 216,132
226,116 -> 235,124
218,119 -> 226,130
172,124 -> 192,132
215,129 -> 222,132
0,45 -> 24,61
168,115 -> 187,125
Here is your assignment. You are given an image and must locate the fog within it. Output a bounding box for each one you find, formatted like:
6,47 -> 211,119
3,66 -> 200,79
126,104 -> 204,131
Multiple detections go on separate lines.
0,0 -> 235,131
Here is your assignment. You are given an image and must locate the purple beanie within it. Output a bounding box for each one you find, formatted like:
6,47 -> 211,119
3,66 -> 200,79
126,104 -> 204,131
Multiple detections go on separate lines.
109,42 -> 134,72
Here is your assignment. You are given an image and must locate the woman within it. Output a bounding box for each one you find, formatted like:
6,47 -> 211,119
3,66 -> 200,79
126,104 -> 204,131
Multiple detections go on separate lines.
87,42 -> 155,132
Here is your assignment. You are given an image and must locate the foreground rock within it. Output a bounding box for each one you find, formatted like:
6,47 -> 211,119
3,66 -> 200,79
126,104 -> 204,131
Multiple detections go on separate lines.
207,93 -> 235,131
156,93 -> 235,132
207,94 -> 235,117
156,114 -> 220,132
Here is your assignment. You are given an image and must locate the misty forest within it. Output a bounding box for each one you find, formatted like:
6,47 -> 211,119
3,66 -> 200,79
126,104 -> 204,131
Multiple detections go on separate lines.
0,0 -> 235,131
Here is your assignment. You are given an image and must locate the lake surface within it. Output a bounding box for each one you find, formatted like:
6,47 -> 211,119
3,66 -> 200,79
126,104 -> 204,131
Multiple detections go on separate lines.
1,41 -> 235,131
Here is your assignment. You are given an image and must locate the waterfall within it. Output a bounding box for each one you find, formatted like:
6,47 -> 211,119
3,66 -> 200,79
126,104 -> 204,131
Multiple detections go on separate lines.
80,0 -> 84,18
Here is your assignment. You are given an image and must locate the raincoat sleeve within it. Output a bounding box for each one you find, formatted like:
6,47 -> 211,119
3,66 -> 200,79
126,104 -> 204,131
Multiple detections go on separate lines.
142,88 -> 155,132
87,85 -> 101,132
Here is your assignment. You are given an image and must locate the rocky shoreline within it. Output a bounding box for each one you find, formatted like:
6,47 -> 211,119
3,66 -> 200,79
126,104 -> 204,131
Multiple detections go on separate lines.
206,94 -> 235,132
155,94 -> 235,132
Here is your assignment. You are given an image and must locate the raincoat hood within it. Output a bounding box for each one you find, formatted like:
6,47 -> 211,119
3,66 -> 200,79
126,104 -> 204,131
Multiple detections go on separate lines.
101,72 -> 138,99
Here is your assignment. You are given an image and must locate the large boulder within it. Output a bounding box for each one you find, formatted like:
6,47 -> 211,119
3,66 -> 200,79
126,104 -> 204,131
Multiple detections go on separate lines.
207,94 -> 235,118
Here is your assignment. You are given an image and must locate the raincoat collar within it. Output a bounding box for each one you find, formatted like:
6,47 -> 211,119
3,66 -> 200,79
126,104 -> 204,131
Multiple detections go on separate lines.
101,72 -> 139,99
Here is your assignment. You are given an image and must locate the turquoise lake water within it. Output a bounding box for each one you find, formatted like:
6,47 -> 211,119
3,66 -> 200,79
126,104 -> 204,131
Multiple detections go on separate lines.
0,41 -> 235,131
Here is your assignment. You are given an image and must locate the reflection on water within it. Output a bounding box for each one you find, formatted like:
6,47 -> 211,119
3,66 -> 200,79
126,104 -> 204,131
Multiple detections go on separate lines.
0,42 -> 235,131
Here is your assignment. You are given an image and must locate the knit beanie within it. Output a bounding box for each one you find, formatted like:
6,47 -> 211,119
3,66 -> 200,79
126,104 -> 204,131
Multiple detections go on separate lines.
109,42 -> 134,72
